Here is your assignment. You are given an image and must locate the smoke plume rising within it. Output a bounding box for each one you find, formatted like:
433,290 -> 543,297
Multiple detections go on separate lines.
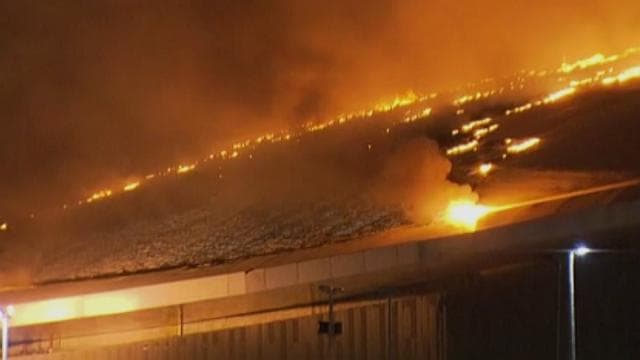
372,139 -> 477,224
1,0 -> 639,216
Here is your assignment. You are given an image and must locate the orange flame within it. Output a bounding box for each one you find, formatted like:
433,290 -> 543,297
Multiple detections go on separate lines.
477,163 -> 494,176
461,117 -> 492,133
446,139 -> 478,156
177,164 -> 196,174
445,200 -> 493,230
559,53 -> 617,74
506,137 -> 541,154
543,86 -> 576,104
123,181 -> 140,192
602,66 -> 640,85
86,189 -> 112,203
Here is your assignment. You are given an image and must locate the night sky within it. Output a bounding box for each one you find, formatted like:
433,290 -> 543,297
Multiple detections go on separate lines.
1,0 -> 639,217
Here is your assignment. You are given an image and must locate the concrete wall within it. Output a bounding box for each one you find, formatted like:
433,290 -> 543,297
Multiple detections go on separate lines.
9,243 -> 422,328
14,294 -> 444,360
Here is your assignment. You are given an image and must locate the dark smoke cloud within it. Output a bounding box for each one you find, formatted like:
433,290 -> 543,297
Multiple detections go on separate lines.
1,0 -> 639,216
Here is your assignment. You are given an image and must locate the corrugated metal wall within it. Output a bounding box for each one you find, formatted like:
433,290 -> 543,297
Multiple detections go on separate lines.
15,294 -> 444,360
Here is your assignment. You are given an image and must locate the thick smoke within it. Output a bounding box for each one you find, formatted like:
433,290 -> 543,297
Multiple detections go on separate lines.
1,0 -> 639,216
371,139 -> 477,224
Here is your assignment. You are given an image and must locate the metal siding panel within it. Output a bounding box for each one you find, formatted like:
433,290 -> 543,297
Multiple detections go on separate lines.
365,306 -> 381,360
17,293 -> 444,360
346,308 -> 356,359
389,300 -> 399,359
286,319 -> 305,360
208,330 -> 225,359
317,314 -> 328,360
244,324 -> 262,360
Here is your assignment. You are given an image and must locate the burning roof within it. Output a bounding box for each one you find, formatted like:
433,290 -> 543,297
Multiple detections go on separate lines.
3,46 -> 640,285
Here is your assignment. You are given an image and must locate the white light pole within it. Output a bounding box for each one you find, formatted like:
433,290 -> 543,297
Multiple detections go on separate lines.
567,245 -> 590,360
0,305 -> 14,360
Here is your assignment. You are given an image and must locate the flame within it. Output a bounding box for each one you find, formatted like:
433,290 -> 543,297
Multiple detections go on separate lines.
402,108 -> 432,123
446,139 -> 478,156
473,124 -> 499,140
602,66 -> 640,85
506,137 -> 541,154
0,223 -> 7,231
374,90 -> 420,112
506,102 -> 532,115
617,66 -> 640,83
447,118 -> 496,155
86,189 -> 112,203
445,200 -> 493,230
461,117 -> 492,133
15,44 -> 640,220
559,53 -> 614,73
477,163 -> 494,176
50,89 -> 434,212
569,77 -> 594,87
453,89 -> 499,106
543,86 -> 576,104
557,48 -> 639,74
444,178 -> 640,232
123,181 -> 140,192
304,91 -> 431,132
177,164 -> 196,174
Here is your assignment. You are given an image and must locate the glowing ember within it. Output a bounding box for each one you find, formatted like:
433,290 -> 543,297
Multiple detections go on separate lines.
473,124 -> 499,139
453,90 -> 498,106
123,181 -> 140,192
559,53 -> 612,73
543,86 -> 576,104
617,66 -> 640,83
461,117 -> 492,133
374,91 -> 419,112
401,108 -> 432,123
506,102 -> 532,115
445,200 -> 493,230
446,139 -> 478,156
177,164 -> 196,174
506,137 -> 541,154
602,66 -> 640,85
86,189 -> 112,203
557,48 -> 639,74
477,163 -> 494,176
569,77 -> 594,87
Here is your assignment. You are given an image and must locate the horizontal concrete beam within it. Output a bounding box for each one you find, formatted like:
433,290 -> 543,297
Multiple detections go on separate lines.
9,240 -> 419,327
5,198 -> 640,328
